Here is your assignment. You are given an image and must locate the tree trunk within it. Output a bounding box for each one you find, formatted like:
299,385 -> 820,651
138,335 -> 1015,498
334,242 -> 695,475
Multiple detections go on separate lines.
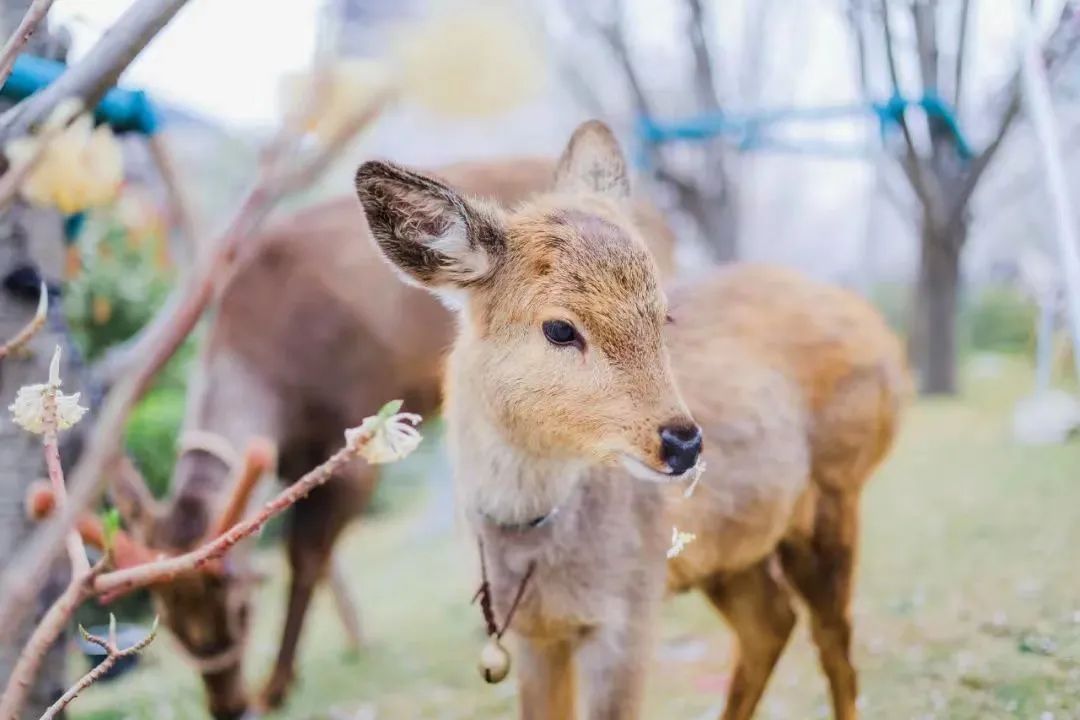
912,217 -> 965,395
687,185 -> 738,263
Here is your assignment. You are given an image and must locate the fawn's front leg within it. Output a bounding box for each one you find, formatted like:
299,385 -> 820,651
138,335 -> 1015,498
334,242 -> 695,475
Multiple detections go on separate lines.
516,636 -> 577,720
575,622 -> 652,720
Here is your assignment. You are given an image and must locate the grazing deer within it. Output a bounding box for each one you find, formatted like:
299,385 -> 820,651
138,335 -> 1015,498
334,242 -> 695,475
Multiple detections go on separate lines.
355,120 -> 907,720
35,156 -> 676,719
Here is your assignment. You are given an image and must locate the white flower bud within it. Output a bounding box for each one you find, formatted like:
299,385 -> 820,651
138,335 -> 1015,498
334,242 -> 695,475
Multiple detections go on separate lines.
9,346 -> 87,435
667,527 -> 697,559
345,400 -> 423,464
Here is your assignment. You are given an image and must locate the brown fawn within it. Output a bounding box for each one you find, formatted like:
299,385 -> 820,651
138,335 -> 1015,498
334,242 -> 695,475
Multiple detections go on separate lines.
34,156 -> 677,719
355,120 -> 907,719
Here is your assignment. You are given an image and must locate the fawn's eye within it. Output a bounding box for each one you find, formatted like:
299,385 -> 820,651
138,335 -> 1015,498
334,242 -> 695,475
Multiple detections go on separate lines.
542,320 -> 583,349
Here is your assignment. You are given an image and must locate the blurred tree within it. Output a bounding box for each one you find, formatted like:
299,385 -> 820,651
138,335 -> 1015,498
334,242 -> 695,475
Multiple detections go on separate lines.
546,0 -> 742,261
850,0 -> 1080,394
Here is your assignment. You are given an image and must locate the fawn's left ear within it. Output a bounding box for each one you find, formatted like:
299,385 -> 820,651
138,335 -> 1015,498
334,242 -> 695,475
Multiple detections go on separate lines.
554,119 -> 630,200
355,160 -> 506,293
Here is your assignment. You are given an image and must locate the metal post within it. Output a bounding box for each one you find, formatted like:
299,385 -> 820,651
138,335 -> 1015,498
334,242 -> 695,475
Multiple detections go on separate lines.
1017,6 -> 1080,385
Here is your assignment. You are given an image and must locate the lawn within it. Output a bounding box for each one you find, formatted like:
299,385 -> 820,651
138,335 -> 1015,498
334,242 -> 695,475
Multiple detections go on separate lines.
71,356 -> 1080,720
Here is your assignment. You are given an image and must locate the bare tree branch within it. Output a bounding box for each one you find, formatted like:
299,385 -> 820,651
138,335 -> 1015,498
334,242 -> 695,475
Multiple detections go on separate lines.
911,1 -> 939,94
0,0 -> 191,143
0,281 -> 46,360
685,0 -> 722,114
40,617 -> 159,720
0,0 -> 57,88
0,562 -> 106,720
847,2 -> 871,96
881,0 -> 932,207
1,402 -> 417,719
146,132 -> 199,271
94,443 -> 360,598
953,0 -> 972,112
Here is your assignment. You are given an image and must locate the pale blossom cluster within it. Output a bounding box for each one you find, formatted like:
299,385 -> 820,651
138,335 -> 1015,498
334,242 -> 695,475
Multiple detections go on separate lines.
345,400 -> 423,465
9,347 -> 87,436
667,527 -> 697,559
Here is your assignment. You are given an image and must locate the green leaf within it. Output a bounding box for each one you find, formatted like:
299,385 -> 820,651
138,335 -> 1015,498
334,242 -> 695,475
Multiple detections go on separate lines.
101,508 -> 121,552
377,399 -> 404,421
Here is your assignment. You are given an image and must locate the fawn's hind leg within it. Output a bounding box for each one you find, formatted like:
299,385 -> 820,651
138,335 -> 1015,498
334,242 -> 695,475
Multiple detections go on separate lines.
516,637 -> 577,720
704,559 -> 796,720
779,488 -> 860,720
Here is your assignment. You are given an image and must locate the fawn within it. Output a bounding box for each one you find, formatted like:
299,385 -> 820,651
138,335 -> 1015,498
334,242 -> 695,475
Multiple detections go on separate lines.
35,156 -> 677,719
355,120 -> 907,719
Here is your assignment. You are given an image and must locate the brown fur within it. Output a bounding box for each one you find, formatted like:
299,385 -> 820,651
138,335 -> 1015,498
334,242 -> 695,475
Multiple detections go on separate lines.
355,121 -> 907,720
117,156 -> 676,719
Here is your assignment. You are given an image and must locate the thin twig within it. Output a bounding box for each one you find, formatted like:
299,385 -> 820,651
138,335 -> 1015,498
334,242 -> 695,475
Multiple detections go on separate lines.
39,616 -> 159,720
42,363 -> 90,577
0,0 -> 57,89
145,132 -> 199,271
0,281 -> 46,360
93,442 -> 364,597
880,0 -> 932,208
953,0 -> 972,112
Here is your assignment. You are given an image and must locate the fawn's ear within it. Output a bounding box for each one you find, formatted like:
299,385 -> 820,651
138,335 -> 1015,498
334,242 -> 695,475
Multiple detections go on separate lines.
554,120 -> 630,200
355,161 -> 506,293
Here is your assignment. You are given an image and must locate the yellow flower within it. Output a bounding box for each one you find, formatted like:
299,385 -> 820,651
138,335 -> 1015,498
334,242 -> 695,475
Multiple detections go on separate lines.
9,347 -> 88,435
667,527 -> 697,559
5,100 -> 123,214
345,400 -> 423,464
279,59 -> 392,144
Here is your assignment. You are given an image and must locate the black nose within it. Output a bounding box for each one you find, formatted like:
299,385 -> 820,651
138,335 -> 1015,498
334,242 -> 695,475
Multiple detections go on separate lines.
659,423 -> 703,475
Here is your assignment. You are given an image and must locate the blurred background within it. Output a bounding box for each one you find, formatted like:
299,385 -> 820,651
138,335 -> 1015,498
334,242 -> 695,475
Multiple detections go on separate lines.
2,0 -> 1080,718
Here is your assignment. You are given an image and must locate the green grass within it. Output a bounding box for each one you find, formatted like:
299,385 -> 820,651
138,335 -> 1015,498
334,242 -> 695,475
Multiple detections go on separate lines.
71,356 -> 1080,719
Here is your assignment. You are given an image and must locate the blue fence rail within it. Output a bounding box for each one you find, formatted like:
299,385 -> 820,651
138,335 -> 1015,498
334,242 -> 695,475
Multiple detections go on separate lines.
635,92 -> 972,162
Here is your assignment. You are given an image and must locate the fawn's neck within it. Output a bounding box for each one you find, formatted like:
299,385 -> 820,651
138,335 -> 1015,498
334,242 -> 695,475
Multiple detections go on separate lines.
445,346 -> 586,525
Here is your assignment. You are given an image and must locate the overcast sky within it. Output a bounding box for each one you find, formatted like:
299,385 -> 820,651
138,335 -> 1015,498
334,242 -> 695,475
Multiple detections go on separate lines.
52,0 -> 319,128
50,0 -> 1067,132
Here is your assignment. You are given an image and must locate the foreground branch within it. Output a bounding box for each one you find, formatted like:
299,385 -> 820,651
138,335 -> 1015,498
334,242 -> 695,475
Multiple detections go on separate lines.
39,617 -> 159,720
0,404 -> 418,719
0,562 -> 105,720
0,282 -> 47,359
0,0 -> 192,143
0,0 -> 57,89
94,442 -> 360,597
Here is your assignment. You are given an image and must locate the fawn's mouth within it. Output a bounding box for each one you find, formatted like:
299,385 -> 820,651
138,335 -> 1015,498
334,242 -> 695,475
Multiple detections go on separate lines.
618,453 -> 701,483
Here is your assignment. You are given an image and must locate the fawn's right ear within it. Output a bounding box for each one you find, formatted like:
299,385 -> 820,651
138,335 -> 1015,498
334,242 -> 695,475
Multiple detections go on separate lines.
355,161 -> 506,294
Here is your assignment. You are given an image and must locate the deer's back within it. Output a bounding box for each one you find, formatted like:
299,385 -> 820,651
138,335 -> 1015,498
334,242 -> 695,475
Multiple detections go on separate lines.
665,264 -> 907,581
210,198 -> 450,423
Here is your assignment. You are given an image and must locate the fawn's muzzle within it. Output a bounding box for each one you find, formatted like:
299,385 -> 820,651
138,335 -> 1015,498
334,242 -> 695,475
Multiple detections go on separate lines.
659,423 -> 703,475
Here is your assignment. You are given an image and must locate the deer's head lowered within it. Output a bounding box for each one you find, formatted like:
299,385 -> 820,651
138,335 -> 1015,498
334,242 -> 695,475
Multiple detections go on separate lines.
356,121 -> 702,523
29,440 -> 274,720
